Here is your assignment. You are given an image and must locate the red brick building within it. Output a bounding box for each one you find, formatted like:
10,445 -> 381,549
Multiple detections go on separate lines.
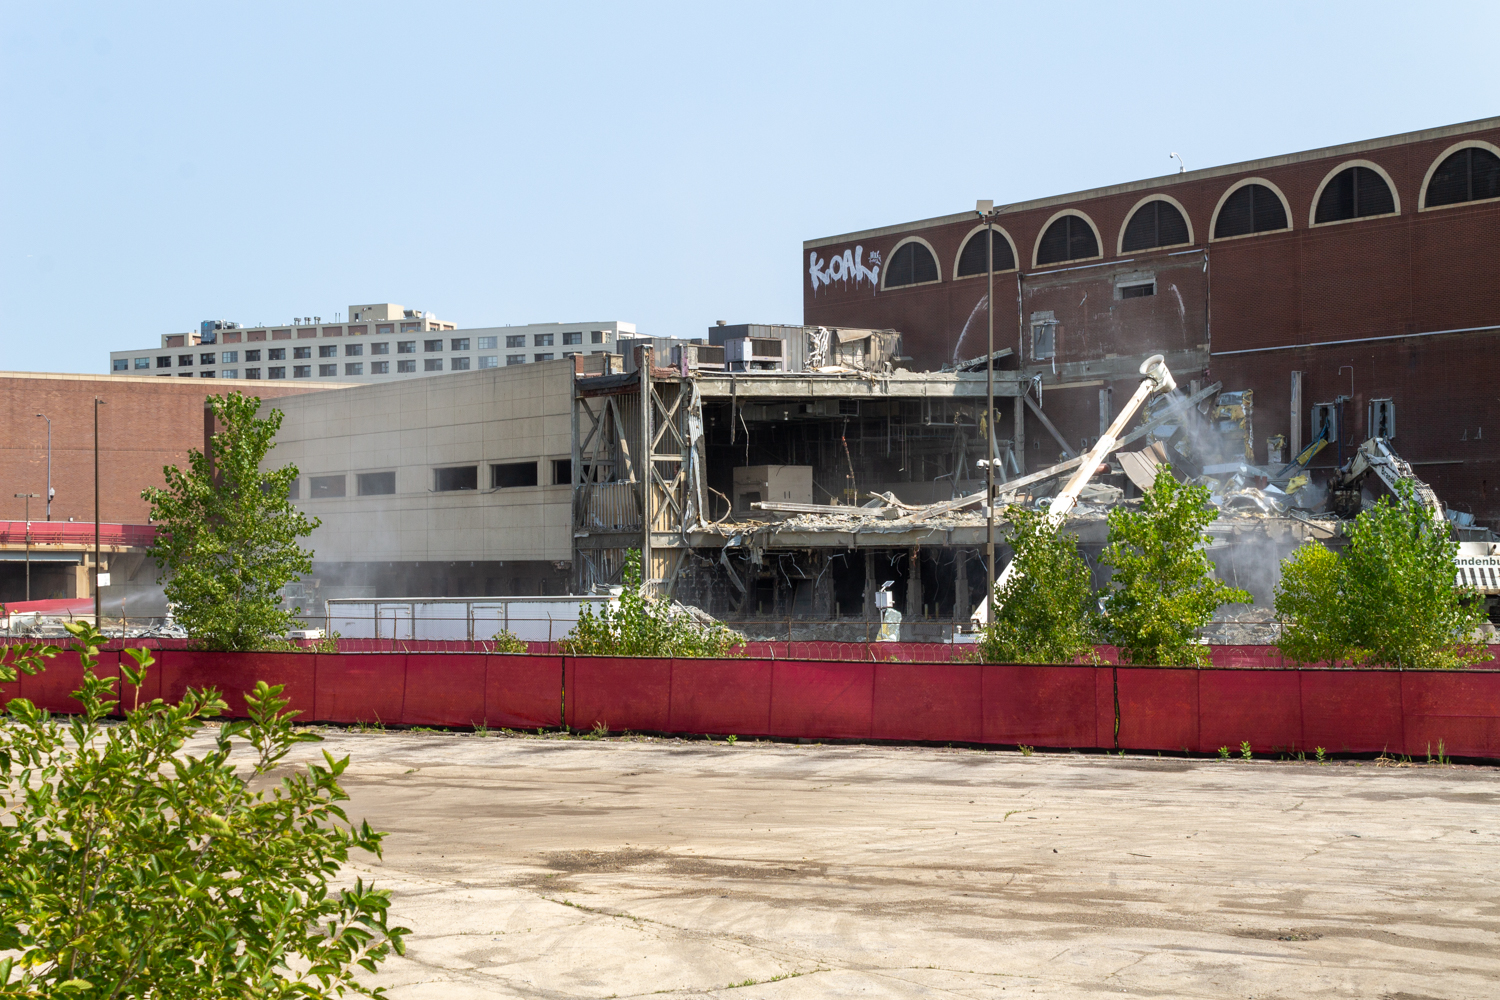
0,372 -> 339,604
804,117 -> 1500,528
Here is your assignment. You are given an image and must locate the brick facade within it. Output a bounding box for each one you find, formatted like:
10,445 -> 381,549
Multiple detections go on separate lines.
803,118 -> 1500,527
0,373 -> 339,525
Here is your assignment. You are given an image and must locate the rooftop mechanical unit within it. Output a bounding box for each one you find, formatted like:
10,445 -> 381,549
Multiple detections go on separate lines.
672,343 -> 726,373
725,337 -> 785,372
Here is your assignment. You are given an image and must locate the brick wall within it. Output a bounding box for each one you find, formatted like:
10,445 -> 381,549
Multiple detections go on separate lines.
804,120 -> 1500,525
0,373 -> 339,524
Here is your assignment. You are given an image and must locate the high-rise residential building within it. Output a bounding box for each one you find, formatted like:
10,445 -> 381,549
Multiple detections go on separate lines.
107,303 -> 635,383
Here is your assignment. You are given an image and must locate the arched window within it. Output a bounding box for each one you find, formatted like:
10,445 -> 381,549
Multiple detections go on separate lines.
1213,183 -> 1288,238
1425,146 -> 1500,207
1314,166 -> 1395,223
956,228 -> 1015,276
1035,214 -> 1099,265
1121,200 -> 1191,251
883,241 -> 940,287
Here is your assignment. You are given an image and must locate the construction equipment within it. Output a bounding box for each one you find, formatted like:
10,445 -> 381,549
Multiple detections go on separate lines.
1328,437 -> 1445,523
972,354 -> 1178,626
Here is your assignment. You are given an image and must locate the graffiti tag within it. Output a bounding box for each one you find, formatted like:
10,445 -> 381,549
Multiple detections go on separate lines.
809,245 -> 880,293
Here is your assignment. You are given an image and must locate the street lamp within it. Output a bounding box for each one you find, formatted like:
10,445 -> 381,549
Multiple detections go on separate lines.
13,493 -> 39,602
36,413 -> 53,520
94,397 -> 107,627
975,199 -> 1000,617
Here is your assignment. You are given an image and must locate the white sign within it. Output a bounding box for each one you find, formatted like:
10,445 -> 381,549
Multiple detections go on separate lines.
809,245 -> 880,294
96,572 -> 111,587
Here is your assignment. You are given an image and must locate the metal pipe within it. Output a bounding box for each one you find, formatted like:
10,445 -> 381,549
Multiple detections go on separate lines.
94,397 -> 105,627
985,210 -> 996,617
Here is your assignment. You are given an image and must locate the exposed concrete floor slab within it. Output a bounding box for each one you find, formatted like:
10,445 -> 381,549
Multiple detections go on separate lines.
279,732 -> 1499,998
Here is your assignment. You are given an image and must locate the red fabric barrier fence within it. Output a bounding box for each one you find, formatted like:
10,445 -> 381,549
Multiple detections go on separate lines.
5,647 -> 1500,760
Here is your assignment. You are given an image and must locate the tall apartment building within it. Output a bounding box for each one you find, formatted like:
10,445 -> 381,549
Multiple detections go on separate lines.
107,303 -> 635,384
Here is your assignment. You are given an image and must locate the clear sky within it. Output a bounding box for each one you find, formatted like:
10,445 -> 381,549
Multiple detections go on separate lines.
3,1 -> 1497,372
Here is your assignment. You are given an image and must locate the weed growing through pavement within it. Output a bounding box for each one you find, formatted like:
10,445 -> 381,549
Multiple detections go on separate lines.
725,734 -> 738,745
589,721 -> 609,739
1018,745 -> 1034,756
1315,746 -> 1327,764
1217,746 -> 1230,760
1240,741 -> 1253,761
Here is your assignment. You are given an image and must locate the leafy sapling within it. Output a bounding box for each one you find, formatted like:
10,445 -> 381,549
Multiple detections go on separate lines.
142,390 -> 319,651
977,504 -> 1099,664
0,621 -> 408,997
1100,467 -> 1252,666
562,550 -> 742,657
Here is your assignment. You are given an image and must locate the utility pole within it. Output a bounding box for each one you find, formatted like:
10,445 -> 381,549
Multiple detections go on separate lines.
36,413 -> 53,519
976,199 -> 1000,619
94,398 -> 106,626
14,493 -> 38,602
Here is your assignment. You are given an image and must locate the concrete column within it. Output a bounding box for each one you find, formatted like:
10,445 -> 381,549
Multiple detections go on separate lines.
905,546 -> 922,620
813,553 -> 834,619
955,549 -> 969,621
1290,371 -> 1304,458
863,550 -> 878,621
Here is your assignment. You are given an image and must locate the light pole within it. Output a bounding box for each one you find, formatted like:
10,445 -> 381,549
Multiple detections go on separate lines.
94,397 -> 107,626
975,199 -> 1000,617
36,413 -> 52,520
14,493 -> 38,602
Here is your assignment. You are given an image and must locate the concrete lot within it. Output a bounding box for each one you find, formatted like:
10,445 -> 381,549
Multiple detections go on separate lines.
286,731 -> 1498,999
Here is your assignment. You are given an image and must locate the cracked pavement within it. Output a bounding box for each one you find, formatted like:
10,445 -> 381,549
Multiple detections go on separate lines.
270,731 -> 1499,998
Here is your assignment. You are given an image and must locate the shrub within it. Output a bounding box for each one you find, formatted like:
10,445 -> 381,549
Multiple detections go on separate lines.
0,622 -> 407,997
561,551 -> 742,657
1276,479 -> 1491,668
1100,467 -> 1252,665
491,629 -> 528,653
977,504 -> 1098,663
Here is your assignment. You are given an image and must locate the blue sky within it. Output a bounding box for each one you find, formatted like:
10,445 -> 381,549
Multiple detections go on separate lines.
3,1 -> 1496,371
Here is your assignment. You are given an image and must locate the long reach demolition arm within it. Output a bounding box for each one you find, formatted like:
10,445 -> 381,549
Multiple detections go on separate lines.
971,353 -> 1178,626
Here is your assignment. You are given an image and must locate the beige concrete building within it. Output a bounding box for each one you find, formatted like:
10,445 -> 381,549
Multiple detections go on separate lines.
109,303 -> 635,385
262,359 -> 580,608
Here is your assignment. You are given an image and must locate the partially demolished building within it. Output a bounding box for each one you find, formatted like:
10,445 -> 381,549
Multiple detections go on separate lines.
568,327 -> 1392,639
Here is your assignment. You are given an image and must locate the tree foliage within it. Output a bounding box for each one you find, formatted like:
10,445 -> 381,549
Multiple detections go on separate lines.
977,505 -> 1098,664
1276,479 -> 1491,668
561,550 -> 742,657
0,622 -> 406,998
142,391 -> 319,651
1100,467 -> 1252,666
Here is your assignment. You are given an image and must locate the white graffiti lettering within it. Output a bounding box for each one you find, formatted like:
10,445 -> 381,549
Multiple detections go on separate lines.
809,244 -> 880,294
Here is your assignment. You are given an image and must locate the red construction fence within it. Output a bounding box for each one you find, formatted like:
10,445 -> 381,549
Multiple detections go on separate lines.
3,649 -> 1498,760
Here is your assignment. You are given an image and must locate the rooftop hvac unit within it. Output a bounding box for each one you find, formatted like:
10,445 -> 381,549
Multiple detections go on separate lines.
673,343 -> 726,373
724,337 -> 786,372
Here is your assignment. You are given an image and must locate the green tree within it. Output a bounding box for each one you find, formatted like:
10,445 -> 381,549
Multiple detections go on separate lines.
977,505 -> 1098,664
1272,542 -> 1349,665
0,623 -> 407,997
142,391 -> 319,651
1276,479 -> 1491,668
1100,466 -> 1252,666
561,550 -> 742,657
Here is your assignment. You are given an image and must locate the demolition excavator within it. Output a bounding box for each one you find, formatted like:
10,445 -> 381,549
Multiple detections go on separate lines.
1329,435 -> 1500,619
971,353 -> 1177,626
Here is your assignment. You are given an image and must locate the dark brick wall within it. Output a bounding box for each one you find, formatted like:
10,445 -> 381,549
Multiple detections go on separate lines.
805,122 -> 1500,525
